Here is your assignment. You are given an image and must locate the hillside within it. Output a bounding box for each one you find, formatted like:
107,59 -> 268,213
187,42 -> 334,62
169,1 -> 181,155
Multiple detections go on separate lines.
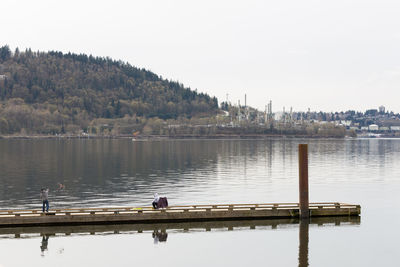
0,45 -> 218,135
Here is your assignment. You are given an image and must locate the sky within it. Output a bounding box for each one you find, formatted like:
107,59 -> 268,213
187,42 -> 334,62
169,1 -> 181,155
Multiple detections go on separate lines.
1,0 -> 400,113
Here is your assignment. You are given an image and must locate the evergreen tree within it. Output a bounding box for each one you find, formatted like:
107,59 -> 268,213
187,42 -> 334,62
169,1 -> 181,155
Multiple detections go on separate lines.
0,45 -> 11,61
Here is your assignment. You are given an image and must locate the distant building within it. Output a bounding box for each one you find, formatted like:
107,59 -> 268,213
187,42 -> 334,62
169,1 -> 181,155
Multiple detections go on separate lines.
369,124 -> 379,131
391,126 -> 400,131
379,105 -> 385,114
0,74 -> 6,80
274,112 -> 284,121
361,126 -> 369,131
379,126 -> 389,131
340,120 -> 352,126
380,120 -> 400,127
365,109 -> 378,117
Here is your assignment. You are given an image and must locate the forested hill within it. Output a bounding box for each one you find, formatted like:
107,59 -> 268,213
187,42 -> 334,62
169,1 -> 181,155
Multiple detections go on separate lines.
0,45 -> 218,134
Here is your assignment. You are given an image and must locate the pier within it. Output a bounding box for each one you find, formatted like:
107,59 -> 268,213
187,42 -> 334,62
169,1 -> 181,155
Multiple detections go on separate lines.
0,202 -> 360,227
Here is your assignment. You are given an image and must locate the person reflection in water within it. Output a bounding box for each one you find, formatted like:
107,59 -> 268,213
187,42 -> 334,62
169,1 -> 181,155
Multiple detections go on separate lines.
152,230 -> 168,244
40,235 -> 50,257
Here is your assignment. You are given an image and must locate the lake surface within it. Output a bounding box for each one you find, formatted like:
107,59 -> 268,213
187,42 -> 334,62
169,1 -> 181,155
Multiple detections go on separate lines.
0,138 -> 399,266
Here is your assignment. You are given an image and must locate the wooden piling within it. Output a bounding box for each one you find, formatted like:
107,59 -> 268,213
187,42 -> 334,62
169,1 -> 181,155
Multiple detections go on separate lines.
299,144 -> 309,219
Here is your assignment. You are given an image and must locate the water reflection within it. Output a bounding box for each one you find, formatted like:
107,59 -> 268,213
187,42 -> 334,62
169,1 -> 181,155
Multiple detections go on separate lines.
1,216 -> 360,264
152,230 -> 168,244
1,139 -> 399,209
298,220 -> 309,267
0,216 -> 360,239
40,234 -> 50,257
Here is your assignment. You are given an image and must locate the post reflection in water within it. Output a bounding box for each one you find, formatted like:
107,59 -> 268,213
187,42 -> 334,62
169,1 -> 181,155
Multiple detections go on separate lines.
298,219 -> 309,267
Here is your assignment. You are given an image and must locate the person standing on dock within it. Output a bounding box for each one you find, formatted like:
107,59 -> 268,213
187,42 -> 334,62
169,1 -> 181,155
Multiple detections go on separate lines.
40,188 -> 49,212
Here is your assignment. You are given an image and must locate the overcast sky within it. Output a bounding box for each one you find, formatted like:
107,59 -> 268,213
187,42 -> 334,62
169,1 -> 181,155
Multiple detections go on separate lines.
2,0 -> 400,112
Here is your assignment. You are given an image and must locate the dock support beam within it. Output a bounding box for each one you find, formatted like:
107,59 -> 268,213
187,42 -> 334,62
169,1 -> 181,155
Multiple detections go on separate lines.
298,144 -> 309,219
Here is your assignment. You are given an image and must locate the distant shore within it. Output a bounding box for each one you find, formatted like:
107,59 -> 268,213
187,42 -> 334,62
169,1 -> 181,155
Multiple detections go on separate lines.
0,134 -> 358,140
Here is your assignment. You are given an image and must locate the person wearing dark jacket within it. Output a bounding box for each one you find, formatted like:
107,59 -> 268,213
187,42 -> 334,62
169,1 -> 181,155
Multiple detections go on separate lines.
152,193 -> 168,209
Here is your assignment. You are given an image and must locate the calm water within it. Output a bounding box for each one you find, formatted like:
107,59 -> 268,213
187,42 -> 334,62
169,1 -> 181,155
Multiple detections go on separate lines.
0,138 -> 399,266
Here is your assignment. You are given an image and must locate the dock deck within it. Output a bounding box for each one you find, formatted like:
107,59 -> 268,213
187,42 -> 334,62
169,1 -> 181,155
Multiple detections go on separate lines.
0,202 -> 360,227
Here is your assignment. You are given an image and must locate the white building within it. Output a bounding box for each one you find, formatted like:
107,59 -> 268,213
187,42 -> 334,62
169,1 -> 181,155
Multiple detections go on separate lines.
340,120 -> 352,126
391,126 -> 400,131
369,124 -> 379,131
274,112 -> 284,121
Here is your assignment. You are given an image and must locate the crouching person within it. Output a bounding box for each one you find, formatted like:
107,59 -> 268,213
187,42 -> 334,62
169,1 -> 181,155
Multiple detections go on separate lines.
152,193 -> 168,209
152,193 -> 160,209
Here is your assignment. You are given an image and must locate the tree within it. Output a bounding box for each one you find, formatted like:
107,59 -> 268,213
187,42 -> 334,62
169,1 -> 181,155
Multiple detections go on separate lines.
0,117 -> 9,133
0,45 -> 11,61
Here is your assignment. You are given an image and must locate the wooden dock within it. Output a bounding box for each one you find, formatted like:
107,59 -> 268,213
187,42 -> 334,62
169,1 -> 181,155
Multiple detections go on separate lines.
0,202 -> 360,227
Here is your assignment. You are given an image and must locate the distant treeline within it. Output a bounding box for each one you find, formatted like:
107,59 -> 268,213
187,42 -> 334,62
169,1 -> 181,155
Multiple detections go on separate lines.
0,45 -> 218,134
82,116 -> 347,138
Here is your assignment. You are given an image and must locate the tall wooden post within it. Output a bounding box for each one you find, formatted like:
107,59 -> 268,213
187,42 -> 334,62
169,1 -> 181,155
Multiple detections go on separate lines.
298,144 -> 309,219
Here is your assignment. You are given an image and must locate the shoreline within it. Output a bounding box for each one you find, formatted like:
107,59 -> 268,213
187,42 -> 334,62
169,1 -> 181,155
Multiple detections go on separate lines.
1,134 -> 399,140
0,134 -> 350,140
